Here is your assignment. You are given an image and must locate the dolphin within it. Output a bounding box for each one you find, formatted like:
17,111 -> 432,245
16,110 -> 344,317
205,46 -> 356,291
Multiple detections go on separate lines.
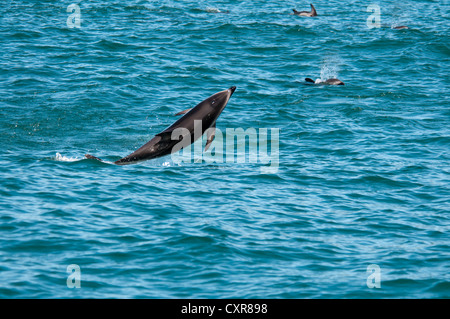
85,86 -> 236,165
305,78 -> 345,85
380,24 -> 409,30
293,4 -> 317,17
392,26 -> 409,30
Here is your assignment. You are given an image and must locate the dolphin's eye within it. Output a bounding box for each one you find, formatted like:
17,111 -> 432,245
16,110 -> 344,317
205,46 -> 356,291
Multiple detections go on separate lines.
211,100 -> 216,105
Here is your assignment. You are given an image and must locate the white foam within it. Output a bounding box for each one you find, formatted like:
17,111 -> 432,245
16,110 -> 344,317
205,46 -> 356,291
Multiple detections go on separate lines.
206,7 -> 221,13
319,55 -> 341,81
54,152 -> 80,162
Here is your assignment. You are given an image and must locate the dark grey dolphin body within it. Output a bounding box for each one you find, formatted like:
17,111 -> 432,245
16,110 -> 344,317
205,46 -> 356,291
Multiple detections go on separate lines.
393,26 -> 409,30
305,78 -> 345,85
293,4 -> 317,17
86,86 -> 236,165
380,24 -> 409,30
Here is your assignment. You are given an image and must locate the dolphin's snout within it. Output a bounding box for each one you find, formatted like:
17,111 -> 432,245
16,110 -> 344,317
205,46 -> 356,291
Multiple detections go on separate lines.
229,86 -> 236,94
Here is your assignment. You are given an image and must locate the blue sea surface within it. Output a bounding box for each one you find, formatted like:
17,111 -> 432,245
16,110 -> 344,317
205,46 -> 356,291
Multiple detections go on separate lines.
0,0 -> 449,298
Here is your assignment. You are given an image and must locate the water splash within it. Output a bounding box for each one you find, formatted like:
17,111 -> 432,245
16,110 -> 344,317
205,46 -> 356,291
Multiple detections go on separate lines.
318,55 -> 342,82
54,152 -> 80,162
390,3 -> 410,28
206,7 -> 221,13
205,7 -> 229,13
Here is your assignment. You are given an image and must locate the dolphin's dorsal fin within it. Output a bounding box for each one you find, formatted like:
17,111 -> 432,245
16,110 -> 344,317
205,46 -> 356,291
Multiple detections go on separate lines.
204,122 -> 216,152
310,4 -> 317,16
174,108 -> 192,116
305,78 -> 315,83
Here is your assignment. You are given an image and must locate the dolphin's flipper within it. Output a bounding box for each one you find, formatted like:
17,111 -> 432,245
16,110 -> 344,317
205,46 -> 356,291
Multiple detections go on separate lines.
175,108 -> 192,116
156,131 -> 175,141
204,123 -> 216,152
305,78 -> 315,83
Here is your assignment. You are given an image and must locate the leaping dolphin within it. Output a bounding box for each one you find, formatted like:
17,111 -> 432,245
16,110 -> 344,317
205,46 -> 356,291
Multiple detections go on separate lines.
293,4 -> 317,17
86,86 -> 236,165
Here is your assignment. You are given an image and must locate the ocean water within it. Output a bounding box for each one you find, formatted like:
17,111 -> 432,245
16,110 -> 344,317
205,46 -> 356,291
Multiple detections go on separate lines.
0,0 -> 449,299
